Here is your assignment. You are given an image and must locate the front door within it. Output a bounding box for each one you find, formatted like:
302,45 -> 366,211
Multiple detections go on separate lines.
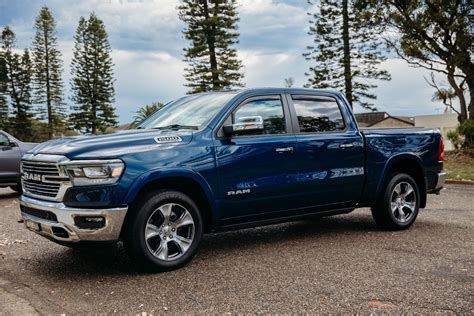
214,95 -> 298,223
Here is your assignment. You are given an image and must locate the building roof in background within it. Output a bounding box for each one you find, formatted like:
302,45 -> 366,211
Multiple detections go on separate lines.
354,112 -> 389,126
368,116 -> 414,127
355,112 -> 414,127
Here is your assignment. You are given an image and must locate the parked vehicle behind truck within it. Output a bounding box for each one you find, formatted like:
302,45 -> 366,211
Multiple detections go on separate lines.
0,130 -> 37,193
19,88 -> 445,271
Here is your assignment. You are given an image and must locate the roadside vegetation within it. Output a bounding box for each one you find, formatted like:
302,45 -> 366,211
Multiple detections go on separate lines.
445,150 -> 474,182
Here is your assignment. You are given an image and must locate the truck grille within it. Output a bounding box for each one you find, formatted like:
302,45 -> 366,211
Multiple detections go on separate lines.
21,161 -> 62,199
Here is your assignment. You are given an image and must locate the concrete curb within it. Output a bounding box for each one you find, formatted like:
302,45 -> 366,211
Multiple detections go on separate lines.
446,179 -> 474,185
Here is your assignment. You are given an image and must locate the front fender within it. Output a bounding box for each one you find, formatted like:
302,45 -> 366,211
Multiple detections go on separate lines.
124,167 -> 217,215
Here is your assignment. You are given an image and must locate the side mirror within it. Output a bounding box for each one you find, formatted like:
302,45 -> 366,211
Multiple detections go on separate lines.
9,141 -> 18,147
223,116 -> 264,136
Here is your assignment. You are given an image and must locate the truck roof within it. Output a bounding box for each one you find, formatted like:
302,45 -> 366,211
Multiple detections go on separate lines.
198,87 -> 345,98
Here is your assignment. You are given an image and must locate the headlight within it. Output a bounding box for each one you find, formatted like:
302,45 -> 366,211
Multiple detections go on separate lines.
62,160 -> 125,186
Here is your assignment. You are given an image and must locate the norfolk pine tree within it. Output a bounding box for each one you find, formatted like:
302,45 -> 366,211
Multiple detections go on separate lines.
304,0 -> 391,110
0,27 -> 34,140
70,14 -> 117,134
32,6 -> 66,139
178,0 -> 244,93
0,49 -> 8,129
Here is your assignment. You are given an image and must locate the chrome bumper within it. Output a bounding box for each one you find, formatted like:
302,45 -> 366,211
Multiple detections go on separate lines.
435,172 -> 447,190
19,195 -> 127,243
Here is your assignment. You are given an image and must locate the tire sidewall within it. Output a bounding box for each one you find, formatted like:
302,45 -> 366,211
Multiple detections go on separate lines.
128,190 -> 203,271
384,173 -> 420,229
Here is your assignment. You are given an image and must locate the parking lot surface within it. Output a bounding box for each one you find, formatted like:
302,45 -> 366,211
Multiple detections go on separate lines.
0,185 -> 472,314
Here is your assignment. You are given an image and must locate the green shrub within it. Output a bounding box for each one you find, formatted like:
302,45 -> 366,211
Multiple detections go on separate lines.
458,120 -> 474,148
447,129 -> 462,150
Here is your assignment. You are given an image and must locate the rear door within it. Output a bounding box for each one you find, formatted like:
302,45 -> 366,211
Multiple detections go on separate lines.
214,94 -> 298,222
287,94 -> 365,209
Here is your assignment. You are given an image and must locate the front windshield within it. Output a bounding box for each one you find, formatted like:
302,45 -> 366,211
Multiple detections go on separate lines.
138,92 -> 237,130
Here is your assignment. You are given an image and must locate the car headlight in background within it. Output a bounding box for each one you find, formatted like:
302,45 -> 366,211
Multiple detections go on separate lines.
61,160 -> 125,186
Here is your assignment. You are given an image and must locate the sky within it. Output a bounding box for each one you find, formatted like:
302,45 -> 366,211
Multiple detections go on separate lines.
0,0 -> 453,124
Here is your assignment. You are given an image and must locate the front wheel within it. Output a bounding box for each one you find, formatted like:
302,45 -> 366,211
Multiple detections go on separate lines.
123,190 -> 203,272
371,173 -> 420,230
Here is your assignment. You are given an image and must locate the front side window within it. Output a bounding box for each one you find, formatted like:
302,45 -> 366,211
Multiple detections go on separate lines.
233,98 -> 286,135
292,98 -> 345,133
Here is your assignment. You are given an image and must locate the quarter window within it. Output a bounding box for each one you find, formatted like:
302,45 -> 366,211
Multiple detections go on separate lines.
292,98 -> 345,133
233,98 -> 286,135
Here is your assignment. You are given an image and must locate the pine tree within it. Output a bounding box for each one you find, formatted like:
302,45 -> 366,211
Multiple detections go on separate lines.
70,14 -> 117,134
0,27 -> 34,140
178,0 -> 244,93
304,0 -> 391,110
32,6 -> 66,139
0,50 -> 8,129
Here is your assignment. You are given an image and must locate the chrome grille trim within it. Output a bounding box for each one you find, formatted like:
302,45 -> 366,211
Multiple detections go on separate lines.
21,154 -> 71,202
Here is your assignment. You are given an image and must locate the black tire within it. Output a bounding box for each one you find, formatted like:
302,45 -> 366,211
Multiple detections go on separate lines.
123,190 -> 203,272
371,173 -> 420,230
10,185 -> 22,193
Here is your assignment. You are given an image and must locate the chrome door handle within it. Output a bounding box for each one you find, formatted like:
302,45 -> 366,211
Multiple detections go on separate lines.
275,147 -> 294,153
339,143 -> 354,149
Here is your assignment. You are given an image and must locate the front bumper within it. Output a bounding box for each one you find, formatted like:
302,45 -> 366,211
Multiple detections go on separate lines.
19,195 -> 128,243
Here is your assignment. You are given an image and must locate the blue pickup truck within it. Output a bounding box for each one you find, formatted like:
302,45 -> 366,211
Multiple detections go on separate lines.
19,88 -> 445,271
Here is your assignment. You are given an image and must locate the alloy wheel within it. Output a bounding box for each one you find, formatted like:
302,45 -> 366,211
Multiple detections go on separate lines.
390,181 -> 416,223
144,203 -> 195,261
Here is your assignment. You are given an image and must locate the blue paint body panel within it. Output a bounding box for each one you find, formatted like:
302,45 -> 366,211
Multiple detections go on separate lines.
30,88 -> 443,230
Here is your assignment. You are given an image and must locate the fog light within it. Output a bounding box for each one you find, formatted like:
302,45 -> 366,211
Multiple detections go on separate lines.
74,216 -> 106,229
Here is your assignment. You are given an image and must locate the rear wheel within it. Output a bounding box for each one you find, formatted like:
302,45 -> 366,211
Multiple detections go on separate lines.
123,190 -> 203,271
371,173 -> 420,230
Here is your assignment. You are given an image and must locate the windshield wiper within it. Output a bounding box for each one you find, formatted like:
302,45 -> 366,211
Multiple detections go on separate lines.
154,124 -> 198,131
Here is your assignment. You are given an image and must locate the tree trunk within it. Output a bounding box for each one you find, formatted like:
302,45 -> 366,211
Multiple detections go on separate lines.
465,69 -> 474,121
203,1 -> 219,90
342,0 -> 353,108
447,72 -> 467,123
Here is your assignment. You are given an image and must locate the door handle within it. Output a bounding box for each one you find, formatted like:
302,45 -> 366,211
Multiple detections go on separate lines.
275,147 -> 294,153
339,143 -> 354,149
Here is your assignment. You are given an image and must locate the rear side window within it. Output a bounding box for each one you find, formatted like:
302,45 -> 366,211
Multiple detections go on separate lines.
233,98 -> 286,135
292,98 -> 345,133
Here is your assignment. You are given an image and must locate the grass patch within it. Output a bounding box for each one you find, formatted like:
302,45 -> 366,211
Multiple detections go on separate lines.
444,150 -> 474,182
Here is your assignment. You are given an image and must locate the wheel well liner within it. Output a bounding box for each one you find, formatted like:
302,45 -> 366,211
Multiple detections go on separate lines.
381,158 -> 427,208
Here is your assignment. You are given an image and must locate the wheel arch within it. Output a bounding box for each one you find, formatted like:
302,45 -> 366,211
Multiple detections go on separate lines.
124,168 -> 217,233
378,154 -> 427,208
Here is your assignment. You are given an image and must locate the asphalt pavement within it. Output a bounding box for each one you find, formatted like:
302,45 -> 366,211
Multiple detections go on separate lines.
0,185 -> 472,314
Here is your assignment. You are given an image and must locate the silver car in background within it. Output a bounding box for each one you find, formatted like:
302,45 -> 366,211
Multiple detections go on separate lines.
0,131 -> 37,193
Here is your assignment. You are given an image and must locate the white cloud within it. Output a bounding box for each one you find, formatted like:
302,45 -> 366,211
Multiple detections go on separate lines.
363,58 -> 453,116
112,49 -> 186,119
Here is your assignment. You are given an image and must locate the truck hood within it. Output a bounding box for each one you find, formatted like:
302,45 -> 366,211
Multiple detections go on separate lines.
29,129 -> 193,159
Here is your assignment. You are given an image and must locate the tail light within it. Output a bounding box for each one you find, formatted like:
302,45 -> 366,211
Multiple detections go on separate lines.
438,136 -> 444,162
